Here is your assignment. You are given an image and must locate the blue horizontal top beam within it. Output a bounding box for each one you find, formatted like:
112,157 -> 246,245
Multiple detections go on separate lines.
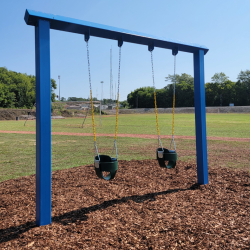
24,9 -> 209,55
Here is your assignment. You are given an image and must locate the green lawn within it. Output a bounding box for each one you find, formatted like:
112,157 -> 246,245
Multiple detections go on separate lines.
0,133 -> 158,182
0,113 -> 250,138
1,131 -> 249,182
0,113 -> 249,182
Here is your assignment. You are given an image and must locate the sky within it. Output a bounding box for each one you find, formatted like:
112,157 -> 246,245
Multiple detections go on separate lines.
1,0 -> 250,101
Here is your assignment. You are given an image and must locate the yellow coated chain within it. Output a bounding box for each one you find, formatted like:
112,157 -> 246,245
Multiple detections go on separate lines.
114,93 -> 119,140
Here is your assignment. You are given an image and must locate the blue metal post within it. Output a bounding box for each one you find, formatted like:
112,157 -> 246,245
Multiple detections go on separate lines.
193,50 -> 209,185
35,19 -> 51,226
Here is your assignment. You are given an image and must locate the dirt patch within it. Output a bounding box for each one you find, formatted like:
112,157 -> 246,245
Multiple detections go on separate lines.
0,160 -> 249,249
0,109 -> 33,120
0,109 -> 90,120
2,106 -> 250,120
119,106 -> 250,114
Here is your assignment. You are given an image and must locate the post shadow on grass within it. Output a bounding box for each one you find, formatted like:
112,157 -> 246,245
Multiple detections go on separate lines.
0,183 -> 201,243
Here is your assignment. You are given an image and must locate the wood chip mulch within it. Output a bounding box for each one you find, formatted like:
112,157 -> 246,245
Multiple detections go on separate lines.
0,160 -> 249,249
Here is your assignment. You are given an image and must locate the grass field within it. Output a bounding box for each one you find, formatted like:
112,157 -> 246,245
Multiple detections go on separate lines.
0,113 -> 250,138
0,113 -> 249,182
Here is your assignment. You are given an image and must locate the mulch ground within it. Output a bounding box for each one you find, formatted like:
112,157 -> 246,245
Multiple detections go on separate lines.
0,160 -> 250,249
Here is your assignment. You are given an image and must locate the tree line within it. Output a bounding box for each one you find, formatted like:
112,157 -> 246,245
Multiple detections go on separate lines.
1,67 -> 250,109
127,71 -> 250,108
0,67 -> 57,108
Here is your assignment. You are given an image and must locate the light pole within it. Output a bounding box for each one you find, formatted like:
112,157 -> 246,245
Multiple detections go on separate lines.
58,75 -> 60,101
100,81 -> 104,126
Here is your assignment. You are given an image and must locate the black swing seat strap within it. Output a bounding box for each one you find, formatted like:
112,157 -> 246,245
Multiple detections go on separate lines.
156,148 -> 177,169
94,155 -> 118,180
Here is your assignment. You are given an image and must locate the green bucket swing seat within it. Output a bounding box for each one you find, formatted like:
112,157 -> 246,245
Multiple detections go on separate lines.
156,148 -> 177,169
94,155 -> 118,180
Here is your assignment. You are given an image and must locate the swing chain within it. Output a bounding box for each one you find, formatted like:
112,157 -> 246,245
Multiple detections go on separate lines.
81,106 -> 89,128
112,46 -> 122,159
86,41 -> 92,93
94,141 -> 100,161
150,51 -> 156,90
170,135 -> 176,151
158,135 -> 163,150
150,51 -> 163,150
117,46 -> 121,96
86,40 -> 100,160
24,102 -> 36,126
170,55 -> 176,151
111,139 -> 118,159
173,55 -> 176,95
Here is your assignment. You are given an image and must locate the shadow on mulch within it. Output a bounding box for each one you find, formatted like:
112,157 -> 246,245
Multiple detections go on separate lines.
0,183 -> 201,243
53,184 -> 200,225
0,160 -> 249,249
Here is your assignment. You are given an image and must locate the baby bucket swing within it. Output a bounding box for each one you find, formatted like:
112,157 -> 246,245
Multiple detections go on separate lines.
148,43 -> 178,169
85,30 -> 123,180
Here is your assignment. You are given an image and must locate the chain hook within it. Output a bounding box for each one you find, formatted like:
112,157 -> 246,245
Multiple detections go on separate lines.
84,29 -> 90,42
148,42 -> 154,52
118,36 -> 123,47
172,46 -> 178,56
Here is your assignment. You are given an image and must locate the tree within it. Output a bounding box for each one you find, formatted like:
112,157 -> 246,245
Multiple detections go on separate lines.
237,70 -> 250,105
0,67 -> 57,108
51,79 -> 57,102
211,72 -> 229,84
102,98 -> 109,105
220,80 -> 236,106
126,70 -> 250,109
0,82 -> 16,108
175,81 -> 194,107
165,73 -> 194,85
210,73 -> 229,106
127,87 -> 154,108
237,70 -> 250,83
205,82 -> 220,106
165,73 -> 194,107
119,100 -> 129,108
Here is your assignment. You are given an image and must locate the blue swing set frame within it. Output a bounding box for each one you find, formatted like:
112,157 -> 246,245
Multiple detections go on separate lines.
24,9 -> 209,226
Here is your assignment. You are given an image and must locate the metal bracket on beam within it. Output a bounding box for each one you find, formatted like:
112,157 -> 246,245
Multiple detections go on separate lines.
118,36 -> 123,47
172,46 -> 179,56
148,42 -> 154,52
84,29 -> 90,42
